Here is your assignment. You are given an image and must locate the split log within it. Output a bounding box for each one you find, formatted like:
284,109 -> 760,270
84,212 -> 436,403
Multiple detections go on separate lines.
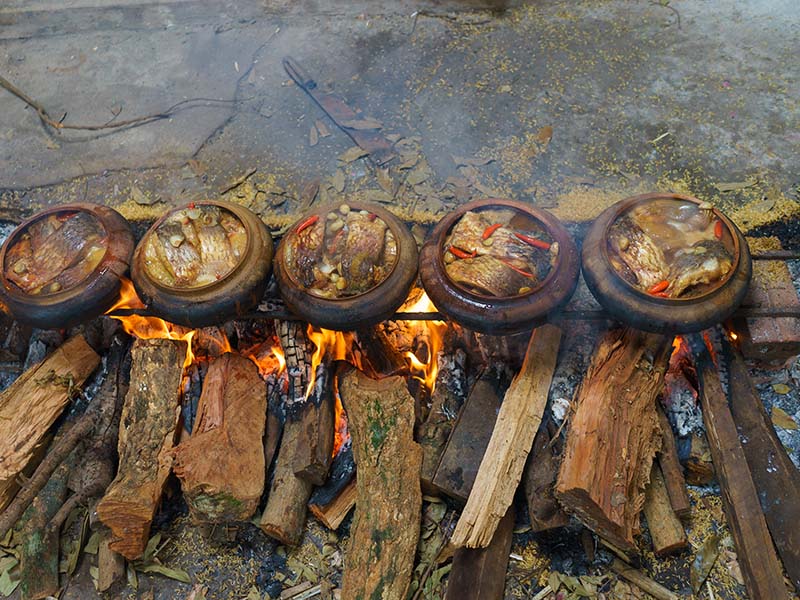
687,333 -> 789,600
725,339 -> 800,591
172,353 -> 266,523
656,407 -> 691,519
609,558 -> 679,600
97,533 -> 126,592
96,338 -> 185,560
452,324 -> 562,548
339,368 -> 422,600
357,326 -> 408,377
291,364 -> 334,485
556,328 -> 671,553
642,464 -> 687,556
523,422 -> 569,532
432,373 -> 504,502
445,505 -> 515,600
264,369 -> 288,473
0,334 -> 100,510
309,478 -> 356,530
276,320 -> 314,406
418,349 -> 467,493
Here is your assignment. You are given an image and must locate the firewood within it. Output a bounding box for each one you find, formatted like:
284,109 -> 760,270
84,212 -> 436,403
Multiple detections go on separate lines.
643,463 -> 687,556
357,326 -> 408,377
309,478 -> 356,530
96,338 -> 185,560
655,407 -> 691,519
725,338 -> 800,591
97,533 -> 126,592
418,349 -> 467,494
277,320 -> 314,406
339,368 -> 422,600
556,328 -> 671,553
264,370 -> 288,473
0,334 -> 100,510
291,363 -> 334,485
682,431 -> 715,486
609,558 -> 679,600
523,423 -> 569,532
452,324 -> 562,548
172,353 -> 266,523
445,505 -> 515,600
687,333 -> 789,600
432,372 -> 504,502
259,416 -> 314,545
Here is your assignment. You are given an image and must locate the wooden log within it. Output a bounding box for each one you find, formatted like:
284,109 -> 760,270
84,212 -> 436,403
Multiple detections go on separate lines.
308,440 -> 355,511
264,369 -> 288,473
172,353 -> 266,523
725,339 -> 800,591
357,326 -> 409,378
523,423 -> 569,532
276,320 -> 314,406
656,407 -> 691,519
97,533 -> 126,592
259,416 -> 313,545
418,349 -> 467,493
687,333 -> 789,600
291,364 -> 334,486
445,505 -> 515,600
339,368 -> 422,600
0,334 -> 100,510
609,558 -> 679,600
432,373 -> 504,502
309,478 -> 356,530
452,324 -> 562,548
681,431 -> 715,486
642,463 -> 687,556
96,338 -> 185,560
555,328 -> 671,553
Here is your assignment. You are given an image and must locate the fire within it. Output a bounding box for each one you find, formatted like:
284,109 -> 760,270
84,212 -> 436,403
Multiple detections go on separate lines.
105,277 -> 145,312
246,344 -> 287,377
402,292 -> 447,394
332,377 -> 349,457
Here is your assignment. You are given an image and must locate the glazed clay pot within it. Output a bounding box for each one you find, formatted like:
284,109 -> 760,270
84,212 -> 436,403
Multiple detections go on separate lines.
0,203 -> 134,329
274,201 -> 418,331
132,201 -> 273,328
419,198 -> 580,335
581,192 -> 752,334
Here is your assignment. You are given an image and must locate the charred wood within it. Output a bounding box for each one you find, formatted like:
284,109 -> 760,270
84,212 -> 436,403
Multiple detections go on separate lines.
291,363 -> 334,486
308,440 -> 355,509
523,422 -> 569,532
308,478 -> 356,531
655,407 -> 691,519
357,325 -> 409,378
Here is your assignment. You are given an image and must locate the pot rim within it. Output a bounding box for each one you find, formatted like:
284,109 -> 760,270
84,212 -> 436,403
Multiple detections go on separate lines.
429,198 -> 564,304
0,204 -> 112,303
600,192 -> 742,304
137,200 -> 256,296
277,201 -> 404,303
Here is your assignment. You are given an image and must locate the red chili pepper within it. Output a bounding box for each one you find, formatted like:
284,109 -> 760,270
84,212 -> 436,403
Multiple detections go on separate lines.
647,280 -> 670,294
514,232 -> 551,250
188,202 -> 196,209
714,220 -> 723,239
449,246 -> 477,260
499,258 -> 534,278
482,223 -> 502,240
368,213 -> 378,221
296,214 -> 319,234
652,291 -> 671,298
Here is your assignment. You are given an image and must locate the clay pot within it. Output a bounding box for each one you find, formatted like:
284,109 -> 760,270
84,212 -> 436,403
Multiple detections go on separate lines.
0,203 -> 134,329
581,192 -> 752,333
419,199 -> 580,335
132,201 -> 273,328
274,202 -> 418,331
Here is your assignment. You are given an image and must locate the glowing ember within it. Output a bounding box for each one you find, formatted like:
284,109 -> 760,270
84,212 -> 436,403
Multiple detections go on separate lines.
402,292 -> 447,394
332,378 -> 349,457
246,344 -> 287,378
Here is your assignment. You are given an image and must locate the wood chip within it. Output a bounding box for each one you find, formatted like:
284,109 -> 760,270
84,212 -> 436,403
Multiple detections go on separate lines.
338,117 -> 382,130
714,181 -> 755,192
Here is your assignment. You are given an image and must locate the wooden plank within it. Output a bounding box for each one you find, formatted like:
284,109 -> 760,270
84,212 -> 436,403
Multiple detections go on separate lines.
688,333 -> 789,600
642,463 -> 687,556
523,423 -> 569,532
452,324 -> 561,548
656,407 -> 691,519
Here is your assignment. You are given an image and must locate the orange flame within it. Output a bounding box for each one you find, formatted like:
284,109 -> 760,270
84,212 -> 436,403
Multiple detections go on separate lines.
246,344 -> 287,378
305,327 -> 354,399
402,292 -> 447,394
332,377 -> 349,457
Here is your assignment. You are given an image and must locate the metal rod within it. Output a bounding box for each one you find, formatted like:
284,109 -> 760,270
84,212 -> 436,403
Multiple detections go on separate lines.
751,251 -> 800,261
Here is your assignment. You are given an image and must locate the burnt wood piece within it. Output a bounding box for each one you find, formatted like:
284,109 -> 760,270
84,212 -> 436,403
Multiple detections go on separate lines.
308,440 -> 355,509
357,326 -> 409,378
432,373 -> 505,502
339,368 -> 422,600
309,478 -> 356,530
680,432 -> 715,486
291,363 -> 334,486
737,237 -> 800,362
643,463 -> 688,556
0,334 -> 100,510
259,416 -> 314,546
96,338 -> 185,560
687,333 -> 789,600
725,339 -> 800,591
523,423 -> 570,532
172,353 -> 266,523
445,505 -> 515,600
418,349 -> 467,494
277,320 -> 314,407
264,369 -> 288,474
556,328 -> 671,553
452,324 -> 562,548
656,407 -> 691,519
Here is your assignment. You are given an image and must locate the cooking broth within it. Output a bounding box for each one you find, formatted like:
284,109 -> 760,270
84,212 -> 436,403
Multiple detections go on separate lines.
607,199 -> 735,298
283,205 -> 398,299
143,205 -> 247,289
4,211 -> 108,296
442,208 -> 557,297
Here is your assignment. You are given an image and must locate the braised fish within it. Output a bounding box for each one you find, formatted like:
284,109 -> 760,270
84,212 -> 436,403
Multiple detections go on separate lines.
290,219 -> 325,289
342,213 -> 387,293
446,255 -> 534,297
668,240 -> 732,297
608,217 -> 669,290
155,221 -> 202,286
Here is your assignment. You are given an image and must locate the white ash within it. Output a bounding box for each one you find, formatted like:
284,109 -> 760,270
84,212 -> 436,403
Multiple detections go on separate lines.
750,361 -> 800,469
547,321 -> 603,425
434,348 -> 468,399
0,221 -> 14,247
662,370 -> 704,436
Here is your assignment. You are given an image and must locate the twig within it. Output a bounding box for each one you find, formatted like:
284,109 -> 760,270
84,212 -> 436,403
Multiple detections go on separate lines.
219,167 -> 257,195
650,0 -> 682,30
532,585 -> 553,600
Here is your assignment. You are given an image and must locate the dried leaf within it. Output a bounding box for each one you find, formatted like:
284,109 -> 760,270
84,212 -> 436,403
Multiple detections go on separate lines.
310,125 -> 319,147
127,563 -> 138,590
245,585 -> 261,600
186,159 -> 206,177
548,571 -> 562,593
0,569 -> 18,597
339,147 -> 369,163
363,189 -> 393,204
406,166 -> 430,186
338,117 -> 382,130
186,584 -> 208,600
376,168 -> 393,194
536,126 -> 554,145
772,383 -> 791,395
747,197 -> 776,213
136,563 -> 192,583
771,406 -> 798,429
498,84 -> 512,93
452,155 -> 494,167
714,181 -> 755,193
131,184 -> 160,206
315,119 -> 331,138
332,169 -> 346,193
691,534 -> 721,593
89,566 -> 99,589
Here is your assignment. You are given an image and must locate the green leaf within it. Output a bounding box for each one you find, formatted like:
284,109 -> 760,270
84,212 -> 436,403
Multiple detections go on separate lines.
142,533 -> 162,563
548,571 -> 561,593
135,563 -> 191,583
245,586 -> 261,600
0,569 -> 18,597
84,532 -> 101,555
127,563 -> 138,590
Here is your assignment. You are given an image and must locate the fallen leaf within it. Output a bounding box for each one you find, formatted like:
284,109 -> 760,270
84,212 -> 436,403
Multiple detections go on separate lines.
406,165 -> 430,186
747,197 -> 776,214
363,189 -> 394,203
691,534 -> 721,593
127,563 -> 138,590
498,84 -> 512,93
339,147 -> 369,163
771,406 -> 798,429
772,383 -> 791,395
338,117 -> 382,130
0,569 -> 18,596
714,181 -> 754,193
536,125 -> 554,145
136,563 -> 192,583
84,531 -> 100,555
332,169 -> 346,193
245,585 -> 261,600
310,125 -> 319,147
315,119 -> 331,137
186,584 -> 208,600
376,168 -> 393,194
